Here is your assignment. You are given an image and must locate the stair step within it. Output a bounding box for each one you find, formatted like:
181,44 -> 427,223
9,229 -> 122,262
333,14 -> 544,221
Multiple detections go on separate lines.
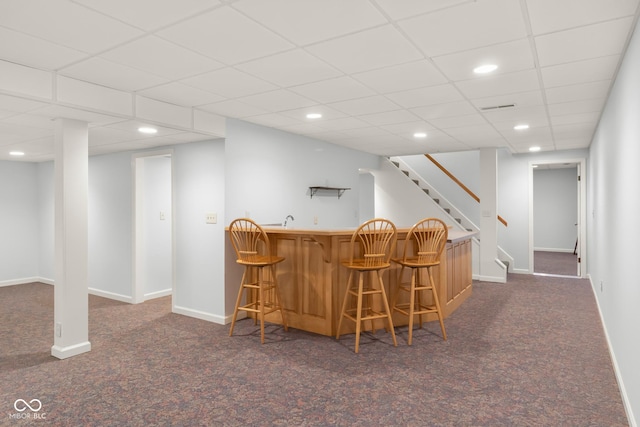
444,208 -> 450,214
433,198 -> 439,204
422,189 -> 429,195
402,170 -> 409,176
455,218 -> 462,224
466,228 -> 473,232
392,161 -> 399,168
413,179 -> 419,185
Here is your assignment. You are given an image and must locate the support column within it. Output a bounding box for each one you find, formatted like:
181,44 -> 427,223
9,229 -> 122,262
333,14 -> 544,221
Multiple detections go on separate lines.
51,118 -> 91,359
479,148 -> 507,283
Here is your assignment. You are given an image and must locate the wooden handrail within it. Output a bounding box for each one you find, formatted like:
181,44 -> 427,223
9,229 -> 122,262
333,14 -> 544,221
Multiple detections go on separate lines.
425,154 -> 508,227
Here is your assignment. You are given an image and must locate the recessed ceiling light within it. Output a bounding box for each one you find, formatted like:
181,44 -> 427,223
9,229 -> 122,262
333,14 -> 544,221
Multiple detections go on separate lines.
413,132 -> 427,138
306,113 -> 322,119
138,126 -> 158,134
532,164 -> 539,168
529,146 -> 541,152
514,124 -> 530,130
9,151 -> 25,156
473,64 -> 498,74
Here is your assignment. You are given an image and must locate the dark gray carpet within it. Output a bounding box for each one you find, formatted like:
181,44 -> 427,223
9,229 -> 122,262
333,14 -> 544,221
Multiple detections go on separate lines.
534,250 -> 578,276
0,276 -> 627,426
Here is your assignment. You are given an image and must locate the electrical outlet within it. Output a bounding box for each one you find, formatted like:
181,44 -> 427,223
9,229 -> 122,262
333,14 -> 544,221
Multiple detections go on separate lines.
600,281 -> 603,292
55,323 -> 62,338
206,212 -> 217,224
314,216 -> 318,225
160,211 -> 165,220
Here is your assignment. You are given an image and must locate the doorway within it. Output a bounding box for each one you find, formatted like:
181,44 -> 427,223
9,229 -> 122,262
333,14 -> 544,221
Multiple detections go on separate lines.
133,150 -> 174,303
529,159 -> 585,277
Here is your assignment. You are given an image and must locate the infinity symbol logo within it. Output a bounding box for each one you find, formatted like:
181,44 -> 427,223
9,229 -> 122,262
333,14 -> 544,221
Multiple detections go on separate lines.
14,399 -> 42,412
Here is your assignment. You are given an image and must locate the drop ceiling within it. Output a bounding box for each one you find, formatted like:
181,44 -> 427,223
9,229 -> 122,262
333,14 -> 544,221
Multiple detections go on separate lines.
1,0 -> 638,162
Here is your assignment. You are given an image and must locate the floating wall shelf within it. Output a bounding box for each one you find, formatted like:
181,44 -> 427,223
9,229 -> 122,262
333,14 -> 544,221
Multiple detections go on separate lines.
309,186 -> 351,199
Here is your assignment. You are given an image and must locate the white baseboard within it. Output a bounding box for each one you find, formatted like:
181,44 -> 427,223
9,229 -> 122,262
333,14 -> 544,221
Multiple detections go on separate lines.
173,304 -> 227,325
88,288 -> 133,303
588,276 -> 636,427
511,268 -> 531,275
144,289 -> 172,300
0,277 -> 52,287
534,247 -> 575,253
51,341 -> 91,359
473,274 -> 507,283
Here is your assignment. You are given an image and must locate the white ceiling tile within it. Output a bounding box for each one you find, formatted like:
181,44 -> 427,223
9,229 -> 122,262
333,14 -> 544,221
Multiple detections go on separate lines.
30,105 -> 125,126
374,0 -> 474,20
353,60 -> 448,94
552,122 -> 597,139
444,124 -> 504,141
0,94 -> 50,114
550,112 -> 601,126
193,110 -> 225,136
135,96 -> 192,129
236,49 -> 342,87
540,55 -> 621,88
0,27 -> 87,71
553,138 -> 591,150
289,76 -> 376,104
399,0 -> 527,57
472,90 -> 544,111
545,80 -> 612,104
314,117 -> 371,131
0,0 -> 143,53
526,0 -> 638,35
548,98 -> 606,116
157,7 -> 293,65
481,105 -> 549,128
59,57 -> 168,92
237,90 -> 316,112
74,0 -> 221,31
380,121 -> 435,136
387,84 -> 463,109
138,83 -> 225,107
197,100 -> 269,118
410,101 -> 478,120
57,76 -> 133,116
429,114 -> 487,129
104,120 -> 183,136
359,109 -> 420,126
306,25 -> 422,74
433,39 -> 535,82
501,126 -> 553,142
455,69 -> 540,99
535,18 -> 634,67
329,95 -> 400,116
279,106 -> 346,122
0,60 -> 53,100
101,36 -> 223,80
234,0 -> 387,45
181,67 -> 277,98
245,113 -> 302,128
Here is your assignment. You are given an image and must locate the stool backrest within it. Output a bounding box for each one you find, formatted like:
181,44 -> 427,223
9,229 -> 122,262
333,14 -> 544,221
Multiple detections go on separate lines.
348,218 -> 397,268
229,218 -> 271,263
402,218 -> 448,265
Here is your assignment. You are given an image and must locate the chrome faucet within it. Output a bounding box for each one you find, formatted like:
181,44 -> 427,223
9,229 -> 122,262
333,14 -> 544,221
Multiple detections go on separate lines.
284,215 -> 295,228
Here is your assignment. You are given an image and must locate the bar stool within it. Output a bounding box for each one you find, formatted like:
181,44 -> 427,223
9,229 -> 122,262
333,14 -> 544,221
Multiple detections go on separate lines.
336,218 -> 398,353
392,218 -> 448,345
228,218 -> 288,343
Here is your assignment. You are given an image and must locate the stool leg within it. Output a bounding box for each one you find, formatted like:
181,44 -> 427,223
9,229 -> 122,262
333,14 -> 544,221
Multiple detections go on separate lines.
229,268 -> 248,337
376,270 -> 397,348
355,272 -> 364,353
427,266 -> 447,341
407,268 -> 417,345
258,268 -> 266,344
336,270 -> 354,340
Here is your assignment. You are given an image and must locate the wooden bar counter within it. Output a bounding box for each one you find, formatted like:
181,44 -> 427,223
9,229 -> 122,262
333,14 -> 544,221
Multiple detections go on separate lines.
225,226 -> 475,337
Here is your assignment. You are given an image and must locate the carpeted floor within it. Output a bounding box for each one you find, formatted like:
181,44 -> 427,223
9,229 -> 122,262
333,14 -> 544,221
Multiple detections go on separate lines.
0,275 -> 627,426
534,250 -> 578,276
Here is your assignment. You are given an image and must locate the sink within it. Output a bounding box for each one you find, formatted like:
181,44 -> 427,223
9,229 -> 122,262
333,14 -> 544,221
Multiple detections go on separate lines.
260,223 -> 283,227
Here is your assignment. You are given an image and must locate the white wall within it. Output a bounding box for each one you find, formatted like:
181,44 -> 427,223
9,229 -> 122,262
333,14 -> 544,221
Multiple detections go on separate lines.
533,167 -> 577,252
224,119 -> 380,229
588,18 -> 640,425
0,161 -> 39,284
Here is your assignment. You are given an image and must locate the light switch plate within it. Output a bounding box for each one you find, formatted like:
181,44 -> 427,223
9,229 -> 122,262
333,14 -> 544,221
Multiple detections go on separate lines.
206,212 -> 217,224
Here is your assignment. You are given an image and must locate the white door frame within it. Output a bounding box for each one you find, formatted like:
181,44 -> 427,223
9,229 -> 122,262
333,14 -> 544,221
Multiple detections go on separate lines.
528,158 -> 587,277
132,149 -> 175,304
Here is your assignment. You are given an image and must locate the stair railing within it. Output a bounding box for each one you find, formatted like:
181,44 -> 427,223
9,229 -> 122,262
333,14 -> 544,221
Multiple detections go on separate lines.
425,154 -> 508,227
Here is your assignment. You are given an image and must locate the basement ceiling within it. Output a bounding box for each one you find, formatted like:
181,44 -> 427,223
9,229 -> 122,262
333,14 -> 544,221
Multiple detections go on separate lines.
1,0 -> 639,162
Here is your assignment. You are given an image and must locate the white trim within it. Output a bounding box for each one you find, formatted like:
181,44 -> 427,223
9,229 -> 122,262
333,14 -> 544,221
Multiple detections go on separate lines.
88,287 -> 133,303
529,158 -> 586,278
473,274 -> 507,283
588,276 -> 636,427
511,268 -> 530,275
51,341 -> 91,359
173,304 -> 227,325
0,277 -> 54,287
144,288 -> 172,300
534,247 -> 575,253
